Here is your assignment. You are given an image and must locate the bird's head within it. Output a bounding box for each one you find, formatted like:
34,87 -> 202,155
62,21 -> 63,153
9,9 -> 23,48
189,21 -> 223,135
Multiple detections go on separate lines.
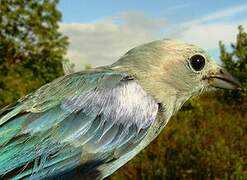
111,39 -> 241,109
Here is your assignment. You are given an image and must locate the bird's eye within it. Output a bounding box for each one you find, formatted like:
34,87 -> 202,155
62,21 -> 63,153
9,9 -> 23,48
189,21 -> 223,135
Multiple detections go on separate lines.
189,54 -> 206,72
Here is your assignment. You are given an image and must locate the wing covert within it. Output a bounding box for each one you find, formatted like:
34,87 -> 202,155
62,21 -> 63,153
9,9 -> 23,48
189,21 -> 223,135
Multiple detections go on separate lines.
0,70 -> 158,179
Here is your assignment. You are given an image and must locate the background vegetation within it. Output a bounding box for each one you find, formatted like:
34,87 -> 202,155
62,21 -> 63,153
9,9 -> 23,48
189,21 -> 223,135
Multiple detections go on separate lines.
0,0 -> 246,179
0,0 -> 68,108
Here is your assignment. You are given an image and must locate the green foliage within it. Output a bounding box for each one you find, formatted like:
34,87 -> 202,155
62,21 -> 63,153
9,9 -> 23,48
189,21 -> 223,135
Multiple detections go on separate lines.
63,58 -> 75,74
85,63 -> 93,70
108,26 -> 247,180
0,0 -> 68,108
219,25 -> 247,105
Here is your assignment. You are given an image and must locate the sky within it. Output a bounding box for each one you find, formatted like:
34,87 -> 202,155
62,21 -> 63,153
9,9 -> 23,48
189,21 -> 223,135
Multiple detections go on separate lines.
58,0 -> 247,71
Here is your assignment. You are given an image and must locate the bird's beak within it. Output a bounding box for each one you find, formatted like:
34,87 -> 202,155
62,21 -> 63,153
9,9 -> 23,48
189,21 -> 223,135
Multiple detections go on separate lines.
206,67 -> 241,90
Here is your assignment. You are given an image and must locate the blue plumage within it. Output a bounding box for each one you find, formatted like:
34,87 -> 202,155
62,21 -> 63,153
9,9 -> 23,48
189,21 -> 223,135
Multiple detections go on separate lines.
0,70 -> 158,179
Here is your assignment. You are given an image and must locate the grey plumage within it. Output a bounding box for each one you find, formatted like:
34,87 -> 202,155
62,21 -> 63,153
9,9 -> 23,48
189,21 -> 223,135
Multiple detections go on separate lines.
0,39 -> 240,179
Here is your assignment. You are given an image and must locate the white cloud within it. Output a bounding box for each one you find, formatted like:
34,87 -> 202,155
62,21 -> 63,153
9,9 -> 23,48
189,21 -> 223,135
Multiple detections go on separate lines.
183,3 -> 247,26
171,4 -> 247,50
60,4 -> 247,71
60,12 -> 165,71
177,22 -> 247,49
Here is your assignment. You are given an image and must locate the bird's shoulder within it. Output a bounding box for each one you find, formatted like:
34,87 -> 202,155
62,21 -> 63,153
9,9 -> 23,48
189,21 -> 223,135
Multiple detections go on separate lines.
0,69 -> 142,125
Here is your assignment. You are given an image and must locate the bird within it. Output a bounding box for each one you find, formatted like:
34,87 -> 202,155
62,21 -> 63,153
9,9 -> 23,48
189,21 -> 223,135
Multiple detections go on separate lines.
0,39 -> 241,180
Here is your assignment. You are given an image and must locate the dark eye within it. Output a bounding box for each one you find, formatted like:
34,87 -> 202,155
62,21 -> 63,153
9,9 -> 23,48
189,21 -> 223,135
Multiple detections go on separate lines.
189,54 -> 206,72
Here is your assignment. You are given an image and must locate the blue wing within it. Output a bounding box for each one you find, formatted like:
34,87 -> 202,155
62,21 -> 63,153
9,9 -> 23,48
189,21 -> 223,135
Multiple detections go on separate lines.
0,70 -> 158,179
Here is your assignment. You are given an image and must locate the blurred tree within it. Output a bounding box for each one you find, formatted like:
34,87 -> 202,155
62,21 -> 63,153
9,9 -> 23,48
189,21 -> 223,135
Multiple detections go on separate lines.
63,58 -> 75,75
85,63 -> 93,70
0,0 -> 68,108
219,25 -> 247,105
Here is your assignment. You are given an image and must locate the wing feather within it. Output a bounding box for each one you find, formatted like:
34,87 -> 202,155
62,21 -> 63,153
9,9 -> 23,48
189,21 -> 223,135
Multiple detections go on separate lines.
0,70 -> 158,179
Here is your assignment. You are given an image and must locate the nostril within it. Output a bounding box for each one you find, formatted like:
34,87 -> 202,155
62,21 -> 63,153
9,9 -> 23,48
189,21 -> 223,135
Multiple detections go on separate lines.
220,69 -> 224,74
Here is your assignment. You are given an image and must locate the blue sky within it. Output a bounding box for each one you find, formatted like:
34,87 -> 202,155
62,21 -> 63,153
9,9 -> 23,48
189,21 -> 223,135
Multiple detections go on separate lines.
58,0 -> 247,70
